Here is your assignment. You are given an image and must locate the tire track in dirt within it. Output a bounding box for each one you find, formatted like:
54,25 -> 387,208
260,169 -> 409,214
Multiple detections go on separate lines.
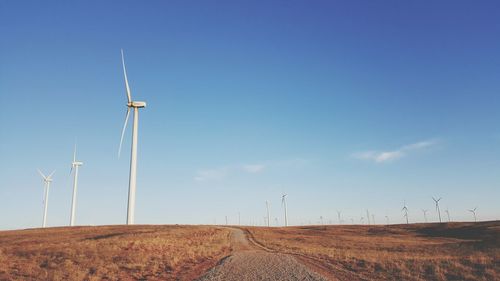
196,228 -> 329,281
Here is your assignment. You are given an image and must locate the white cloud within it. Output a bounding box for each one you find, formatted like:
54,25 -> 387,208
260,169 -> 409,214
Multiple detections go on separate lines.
242,164 -> 265,173
194,168 -> 228,182
352,139 -> 438,163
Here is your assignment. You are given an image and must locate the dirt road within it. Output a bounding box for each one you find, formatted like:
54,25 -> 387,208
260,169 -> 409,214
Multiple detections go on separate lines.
196,228 -> 328,281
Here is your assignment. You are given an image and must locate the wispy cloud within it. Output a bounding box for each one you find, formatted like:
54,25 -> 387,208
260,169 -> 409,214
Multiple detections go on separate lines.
242,164 -> 266,173
352,139 -> 438,163
194,168 -> 229,182
194,158 -> 310,182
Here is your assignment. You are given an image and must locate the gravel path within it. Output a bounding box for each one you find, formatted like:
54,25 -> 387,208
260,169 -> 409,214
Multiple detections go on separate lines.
196,228 -> 328,281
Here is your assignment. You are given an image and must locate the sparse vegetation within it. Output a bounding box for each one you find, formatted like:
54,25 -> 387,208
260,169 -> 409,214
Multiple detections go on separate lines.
0,225 -> 231,280
245,221 -> 500,281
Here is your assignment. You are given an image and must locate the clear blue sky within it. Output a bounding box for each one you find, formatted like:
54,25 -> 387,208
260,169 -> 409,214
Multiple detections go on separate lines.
1,1 -> 499,229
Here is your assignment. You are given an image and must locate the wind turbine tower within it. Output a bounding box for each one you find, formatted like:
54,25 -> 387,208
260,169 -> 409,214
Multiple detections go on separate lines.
281,194 -> 288,226
266,201 -> 271,227
69,144 -> 83,226
118,50 -> 147,225
366,210 -> 371,225
336,210 -> 342,224
432,197 -> 442,223
385,215 -> 390,225
468,208 -> 477,222
422,209 -> 428,223
445,208 -> 451,222
38,170 -> 55,228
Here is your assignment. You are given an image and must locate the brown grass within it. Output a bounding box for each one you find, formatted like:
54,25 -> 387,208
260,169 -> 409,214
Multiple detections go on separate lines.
245,221 -> 500,281
0,225 -> 231,280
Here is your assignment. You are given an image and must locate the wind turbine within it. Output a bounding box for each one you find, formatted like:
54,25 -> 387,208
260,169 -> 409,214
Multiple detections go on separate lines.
118,49 -> 147,225
445,208 -> 451,222
402,201 -> 409,224
281,194 -> 288,226
432,197 -> 442,223
69,143 -> 83,226
422,209 -> 428,223
385,215 -> 390,225
266,201 -> 271,227
336,210 -> 342,224
372,214 -> 375,224
38,169 -> 55,228
366,210 -> 371,225
320,215 -> 324,225
468,208 -> 477,222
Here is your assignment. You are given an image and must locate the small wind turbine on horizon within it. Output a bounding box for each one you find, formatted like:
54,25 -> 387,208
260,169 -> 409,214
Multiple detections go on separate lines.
366,210 -> 371,225
266,201 -> 271,227
422,209 -> 428,223
385,215 -> 390,225
281,194 -> 288,227
371,214 -> 375,224
432,197 -> 442,223
69,143 -> 83,226
118,49 -> 147,225
38,169 -> 55,228
402,201 -> 409,224
468,207 -> 477,222
445,208 -> 451,222
320,215 -> 324,225
336,210 -> 342,224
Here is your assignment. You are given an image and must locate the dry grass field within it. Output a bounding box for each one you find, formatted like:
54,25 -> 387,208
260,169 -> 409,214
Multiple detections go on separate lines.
245,221 -> 500,281
0,225 -> 231,280
0,222 -> 498,280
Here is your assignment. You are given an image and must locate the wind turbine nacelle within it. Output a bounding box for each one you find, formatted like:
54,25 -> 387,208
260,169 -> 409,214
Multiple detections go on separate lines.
130,101 -> 147,108
72,161 -> 83,166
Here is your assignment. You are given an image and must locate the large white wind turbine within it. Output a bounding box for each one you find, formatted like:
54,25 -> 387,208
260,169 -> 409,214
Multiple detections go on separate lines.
118,49 -> 147,225
281,194 -> 288,226
432,197 -> 442,223
38,169 -> 55,228
69,144 -> 83,226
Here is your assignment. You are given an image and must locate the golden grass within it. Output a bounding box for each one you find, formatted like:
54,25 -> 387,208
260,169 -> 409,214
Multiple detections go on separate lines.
0,225 -> 231,281
245,221 -> 500,281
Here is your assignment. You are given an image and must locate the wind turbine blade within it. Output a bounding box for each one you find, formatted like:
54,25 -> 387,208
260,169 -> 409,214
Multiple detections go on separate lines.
121,49 -> 132,103
47,170 -> 55,179
37,169 -> 46,180
118,108 -> 131,158
73,142 -> 77,163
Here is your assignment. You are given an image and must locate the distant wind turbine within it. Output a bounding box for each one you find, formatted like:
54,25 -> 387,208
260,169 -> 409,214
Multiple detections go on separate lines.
38,169 -> 55,228
275,217 -> 279,226
468,208 -> 477,222
266,201 -> 271,227
422,209 -> 428,223
360,217 -> 364,224
432,197 -> 442,223
69,143 -> 83,226
336,210 -> 342,224
320,216 -> 324,225
366,210 -> 371,225
372,214 -> 375,224
282,194 -> 288,226
402,201 -> 409,224
385,215 -> 390,225
445,208 -> 451,222
118,49 -> 147,225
